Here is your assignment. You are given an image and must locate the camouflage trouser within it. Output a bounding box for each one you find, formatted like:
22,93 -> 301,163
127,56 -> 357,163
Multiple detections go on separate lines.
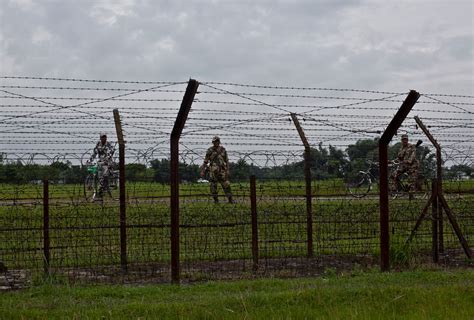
97,164 -> 111,196
209,170 -> 232,201
390,164 -> 418,192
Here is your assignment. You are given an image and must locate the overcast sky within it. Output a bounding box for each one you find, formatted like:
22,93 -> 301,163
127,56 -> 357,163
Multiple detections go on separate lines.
1,0 -> 473,94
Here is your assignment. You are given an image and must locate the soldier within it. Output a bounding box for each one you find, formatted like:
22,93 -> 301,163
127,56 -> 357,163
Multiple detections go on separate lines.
88,132 -> 115,200
390,134 -> 419,193
200,136 -> 234,204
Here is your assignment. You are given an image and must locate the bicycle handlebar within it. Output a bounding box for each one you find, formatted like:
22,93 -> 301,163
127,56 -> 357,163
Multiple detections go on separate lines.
366,160 -> 379,166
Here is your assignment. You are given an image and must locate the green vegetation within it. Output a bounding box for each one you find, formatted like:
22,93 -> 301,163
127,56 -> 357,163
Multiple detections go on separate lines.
1,138 -> 470,185
1,183 -> 472,271
1,270 -> 473,319
2,177 -> 471,201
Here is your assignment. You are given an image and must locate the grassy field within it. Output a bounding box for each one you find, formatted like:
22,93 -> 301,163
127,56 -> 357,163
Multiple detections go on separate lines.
1,178 -> 472,200
0,179 -> 348,200
1,179 -> 472,285
1,269 -> 473,319
1,182 -> 472,271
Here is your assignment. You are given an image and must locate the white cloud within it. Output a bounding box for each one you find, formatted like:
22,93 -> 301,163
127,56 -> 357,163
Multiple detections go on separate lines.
155,37 -> 175,52
31,26 -> 53,44
176,12 -> 188,29
8,0 -> 35,11
90,0 -> 136,26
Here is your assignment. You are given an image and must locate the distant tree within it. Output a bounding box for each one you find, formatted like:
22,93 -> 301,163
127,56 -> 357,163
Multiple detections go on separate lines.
307,143 -> 329,179
229,158 -> 258,181
347,138 -> 379,163
445,164 -> 473,180
125,163 -> 148,181
0,163 -> 19,183
327,145 -> 349,178
48,161 -> 71,182
19,164 -> 43,183
150,159 -> 170,183
179,162 -> 200,182
64,165 -> 87,184
345,138 -> 379,180
303,143 -> 347,180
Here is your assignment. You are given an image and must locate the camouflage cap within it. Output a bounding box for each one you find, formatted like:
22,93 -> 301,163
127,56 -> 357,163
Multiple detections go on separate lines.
212,135 -> 220,142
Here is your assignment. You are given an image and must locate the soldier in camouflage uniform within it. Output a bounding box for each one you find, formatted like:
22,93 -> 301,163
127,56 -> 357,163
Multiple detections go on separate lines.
390,134 -> 419,193
89,133 -> 115,199
200,136 -> 234,204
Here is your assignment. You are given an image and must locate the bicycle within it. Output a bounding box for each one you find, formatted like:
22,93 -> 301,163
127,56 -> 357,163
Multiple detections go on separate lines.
346,160 -> 429,199
84,162 -> 119,201
389,161 -> 430,200
346,160 -> 379,198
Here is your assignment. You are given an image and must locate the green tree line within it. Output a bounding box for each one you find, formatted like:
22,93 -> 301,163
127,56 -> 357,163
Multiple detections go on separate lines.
0,139 -> 471,184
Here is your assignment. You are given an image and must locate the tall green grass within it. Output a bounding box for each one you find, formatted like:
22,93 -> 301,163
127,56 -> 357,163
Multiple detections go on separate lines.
1,178 -> 471,200
1,193 -> 472,273
1,269 -> 473,319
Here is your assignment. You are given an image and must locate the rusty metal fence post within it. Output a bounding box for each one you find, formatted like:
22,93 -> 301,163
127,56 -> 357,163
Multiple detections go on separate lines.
431,180 -> 439,263
379,90 -> 420,271
43,179 -> 50,275
290,113 -> 313,257
413,116 -> 472,259
414,116 -> 443,261
438,201 -> 444,254
170,79 -> 199,284
250,175 -> 258,271
113,109 -> 127,273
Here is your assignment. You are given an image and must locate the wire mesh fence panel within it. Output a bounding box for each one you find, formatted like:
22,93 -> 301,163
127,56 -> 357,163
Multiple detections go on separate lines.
45,185 -> 120,282
440,180 -> 474,261
315,197 -> 380,256
122,180 -> 171,282
0,183 -> 44,270
179,181 -> 253,281
256,179 -> 310,276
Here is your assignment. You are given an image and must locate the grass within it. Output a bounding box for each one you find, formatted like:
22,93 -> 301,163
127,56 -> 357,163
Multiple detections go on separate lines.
1,269 -> 473,319
0,179 -> 472,288
0,178 -> 385,200
1,188 -> 472,271
1,179 -> 471,202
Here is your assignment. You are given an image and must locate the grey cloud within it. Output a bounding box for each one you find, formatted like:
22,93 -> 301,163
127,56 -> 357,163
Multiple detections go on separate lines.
0,0 -> 472,94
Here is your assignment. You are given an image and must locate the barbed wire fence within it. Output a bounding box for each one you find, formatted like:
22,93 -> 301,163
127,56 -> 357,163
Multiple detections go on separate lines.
0,76 -> 472,286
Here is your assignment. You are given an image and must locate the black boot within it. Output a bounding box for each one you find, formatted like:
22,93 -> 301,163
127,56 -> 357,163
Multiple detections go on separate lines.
213,196 -> 219,204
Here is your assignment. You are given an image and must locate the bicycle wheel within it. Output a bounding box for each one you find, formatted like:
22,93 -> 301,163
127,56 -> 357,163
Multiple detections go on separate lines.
390,173 -> 409,200
420,178 -> 432,200
84,174 -> 97,200
104,170 -> 120,200
347,173 -> 371,198
389,185 -> 399,199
